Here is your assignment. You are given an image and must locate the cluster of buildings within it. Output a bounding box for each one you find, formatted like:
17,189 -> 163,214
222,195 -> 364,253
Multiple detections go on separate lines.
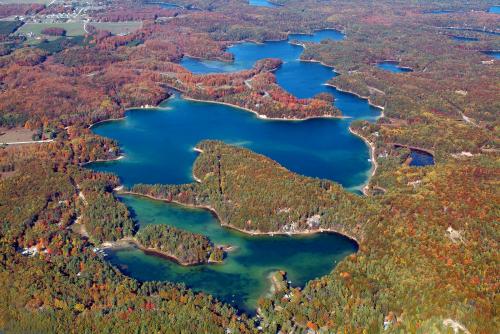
13,0 -> 109,24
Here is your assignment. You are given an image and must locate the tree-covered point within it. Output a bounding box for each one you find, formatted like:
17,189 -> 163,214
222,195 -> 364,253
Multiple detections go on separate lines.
135,224 -> 224,265
130,140 -> 375,239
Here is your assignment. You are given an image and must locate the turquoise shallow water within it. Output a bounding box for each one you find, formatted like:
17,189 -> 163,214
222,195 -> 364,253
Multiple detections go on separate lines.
91,30 -> 378,312
249,0 -> 278,8
489,6 -> 500,14
107,195 -> 357,313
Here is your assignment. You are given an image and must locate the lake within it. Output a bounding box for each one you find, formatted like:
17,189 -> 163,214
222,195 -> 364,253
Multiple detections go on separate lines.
90,29 -> 378,312
106,195 -> 357,313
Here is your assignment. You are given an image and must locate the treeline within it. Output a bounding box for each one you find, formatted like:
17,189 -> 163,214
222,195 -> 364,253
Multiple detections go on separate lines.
41,27 -> 66,36
136,224 -> 224,264
0,46 -> 170,128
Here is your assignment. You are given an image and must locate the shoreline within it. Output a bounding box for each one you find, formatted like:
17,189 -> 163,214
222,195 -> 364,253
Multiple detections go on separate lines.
324,82 -> 386,114
118,190 -> 360,244
182,95 -> 343,121
88,94 -> 176,129
349,127 -> 377,196
392,143 -> 435,156
88,117 -> 126,129
0,139 -> 54,145
80,154 -> 125,166
102,237 -> 218,266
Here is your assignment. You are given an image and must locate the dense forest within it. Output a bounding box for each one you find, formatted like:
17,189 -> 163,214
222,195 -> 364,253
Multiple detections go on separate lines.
0,0 -> 498,332
136,224 -> 224,264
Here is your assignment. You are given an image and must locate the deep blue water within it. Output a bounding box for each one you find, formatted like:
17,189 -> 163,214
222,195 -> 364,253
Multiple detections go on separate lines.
90,93 -> 377,190
451,36 -> 479,42
377,61 -> 413,73
425,9 -> 455,14
91,30 -> 378,312
409,150 -> 435,167
92,29 -> 378,190
181,30 -> 344,74
489,6 -> 500,14
483,51 -> 500,59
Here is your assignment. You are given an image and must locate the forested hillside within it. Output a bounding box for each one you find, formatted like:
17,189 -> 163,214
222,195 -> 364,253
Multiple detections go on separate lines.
130,140 -> 373,240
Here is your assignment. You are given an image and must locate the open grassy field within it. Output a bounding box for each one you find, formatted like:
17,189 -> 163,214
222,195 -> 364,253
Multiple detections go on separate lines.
0,127 -> 34,143
16,22 -> 86,37
16,21 -> 143,40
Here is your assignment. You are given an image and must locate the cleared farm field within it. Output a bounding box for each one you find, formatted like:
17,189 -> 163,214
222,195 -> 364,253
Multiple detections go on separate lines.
16,21 -> 143,39
16,22 -> 85,37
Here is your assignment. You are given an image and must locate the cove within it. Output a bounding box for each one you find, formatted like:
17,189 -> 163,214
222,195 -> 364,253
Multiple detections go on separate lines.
249,0 -> 278,8
409,150 -> 435,167
483,51 -> 500,59
105,195 -> 357,313
451,36 -> 479,42
90,29 -> 378,313
424,9 -> 456,14
377,61 -> 413,73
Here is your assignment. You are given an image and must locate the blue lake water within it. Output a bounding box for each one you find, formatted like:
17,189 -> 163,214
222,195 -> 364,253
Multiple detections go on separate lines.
483,51 -> 500,59
409,150 -> 435,167
249,0 -> 278,7
90,94 -> 377,189
90,29 -> 378,312
93,29 -> 377,190
425,10 -> 455,14
146,1 -> 183,8
377,61 -> 413,73
181,30 -> 344,74
451,36 -> 479,42
489,6 -> 500,14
